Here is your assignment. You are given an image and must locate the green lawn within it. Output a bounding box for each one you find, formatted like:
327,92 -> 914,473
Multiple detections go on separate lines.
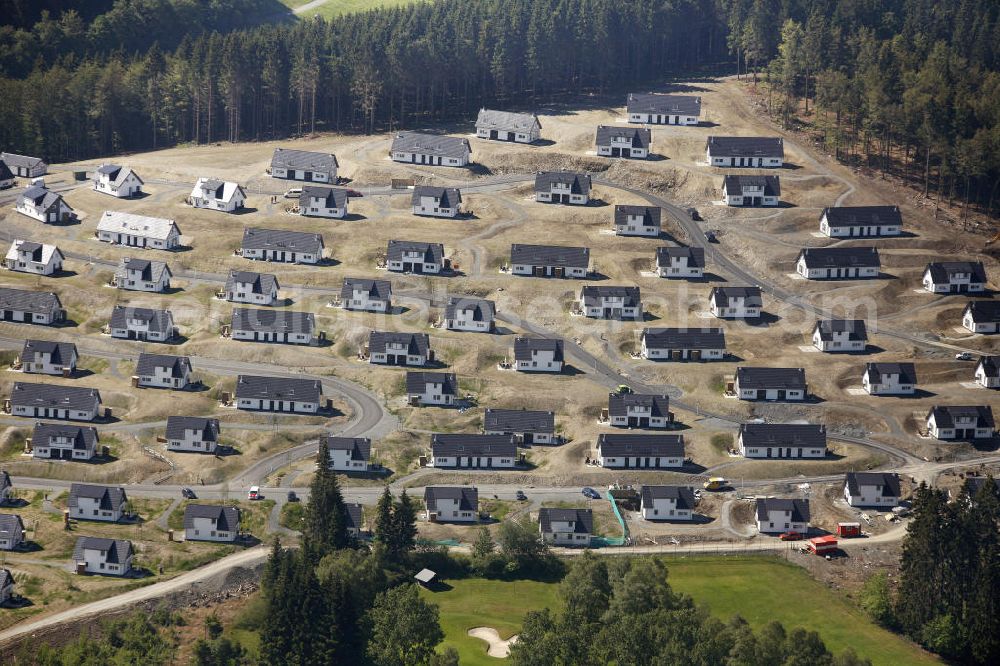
281,0 -> 430,20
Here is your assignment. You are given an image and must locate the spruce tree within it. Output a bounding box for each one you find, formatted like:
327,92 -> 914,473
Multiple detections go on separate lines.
302,439 -> 348,561
393,489 -> 418,556
373,486 -> 395,553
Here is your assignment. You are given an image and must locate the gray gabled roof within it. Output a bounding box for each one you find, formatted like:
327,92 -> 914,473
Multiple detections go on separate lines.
614,205 -> 661,228
235,375 -> 322,404
32,422 -> 98,450
864,362 -> 916,385
97,212 -> 179,241
739,423 -> 827,449
231,308 -> 315,335
709,286 -> 762,308
391,132 -> 471,159
640,485 -> 696,510
476,108 -> 541,133
607,393 -> 671,418
0,471 -> 10,494
965,477 -> 1000,497
225,270 -> 279,296
241,227 -> 324,255
369,330 -> 430,357
822,206 -> 901,228
430,433 -> 517,457
0,287 -> 62,315
324,436 -> 371,462
964,301 -> 1000,324
595,125 -> 651,150
756,498 -> 810,523
424,486 -> 478,512
21,339 -> 76,365
706,136 -> 784,158
386,240 -> 444,265
115,257 -> 171,283
135,353 -> 190,378
798,247 -> 880,269
735,367 -> 806,390
68,483 -> 126,511
845,472 -> 900,498
299,186 -> 347,209
406,371 -> 458,396
109,305 -> 173,333
72,536 -> 132,563
924,261 -> 987,284
538,507 -> 592,534
626,93 -> 701,117
344,503 -> 363,531
723,175 -> 780,197
510,244 -> 589,268
813,319 -> 868,342
19,186 -> 66,211
641,327 -> 726,350
483,408 -> 555,434
2,152 -> 46,170
513,337 -> 564,362
534,171 -> 591,195
656,246 -> 705,268
0,160 -> 13,181
341,277 -> 391,302
11,382 -> 101,411
271,148 -> 338,173
183,504 -> 240,532
96,164 -> 142,188
0,513 -> 24,539
597,433 -> 684,457
444,296 -> 495,321
165,416 -> 219,441
411,186 -> 461,209
976,355 -> 1000,378
927,405 -> 995,429
580,285 -> 640,307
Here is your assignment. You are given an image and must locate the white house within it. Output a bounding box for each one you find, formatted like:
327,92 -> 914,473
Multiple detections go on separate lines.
626,93 -> 701,125
0,514 -> 24,550
411,186 -> 461,218
368,331 -> 432,367
812,319 -> 868,352
962,301 -> 1000,334
390,132 -> 471,167
709,287 -> 762,319
72,536 -> 133,576
722,175 -> 780,206
92,164 -> 143,198
1,152 -> 47,178
606,393 -> 674,429
923,262 -> 987,294
10,383 -> 102,421
844,472 -> 901,508
165,416 -> 220,453
974,356 -> 1000,389
534,172 -> 591,205
15,185 -> 74,223
513,337 -> 564,373
596,433 -> 684,468
406,371 -> 458,406
270,148 -> 338,183
109,305 -> 176,342
706,136 -> 784,168
738,423 -> 827,459
68,484 -> 126,522
862,362 -> 916,396
482,408 -> 556,445
183,504 -> 240,542
819,206 -> 902,237
475,109 -> 541,143
235,375 -> 322,414
5,240 -> 63,275
113,257 -> 172,292
341,277 -> 392,313
443,297 -> 495,332
230,308 -> 316,346
424,487 -> 478,523
430,434 -> 518,469
578,285 -> 642,320
134,353 -> 192,390
640,486 -> 696,521
386,240 -> 446,274
189,178 -> 246,212
0,288 -> 65,326
96,211 -> 181,250
656,246 -> 705,279
324,436 -> 371,472
223,270 -> 279,306
640,327 -> 726,361
539,508 -> 592,546
926,405 -> 995,440
796,247 -> 880,280
734,367 -> 807,401
298,186 -> 348,218
756,498 -> 809,534
344,504 -> 364,538
510,244 -> 589,278
595,125 -> 650,159
614,205 -> 661,237
31,423 -> 98,460
241,228 -> 324,265
20,339 -> 77,376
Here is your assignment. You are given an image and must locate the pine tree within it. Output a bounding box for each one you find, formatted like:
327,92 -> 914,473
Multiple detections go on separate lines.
302,439 -> 348,561
373,486 -> 395,554
393,489 -> 418,556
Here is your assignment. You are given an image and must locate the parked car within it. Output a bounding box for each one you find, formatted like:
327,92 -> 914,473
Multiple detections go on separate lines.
705,230 -> 718,243
582,487 -> 601,500
283,188 -> 303,198
287,491 -> 299,502
346,189 -> 363,198
181,487 -> 197,500
955,352 -> 973,361
703,478 -> 727,491
779,531 -> 804,541
686,207 -> 700,221
248,486 -> 261,500
515,490 -> 527,501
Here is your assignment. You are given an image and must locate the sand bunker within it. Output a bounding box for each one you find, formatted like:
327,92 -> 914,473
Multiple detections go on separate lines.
468,627 -> 519,658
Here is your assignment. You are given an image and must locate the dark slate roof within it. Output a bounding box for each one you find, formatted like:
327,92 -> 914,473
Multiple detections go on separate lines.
387,240 -> 445,264
109,305 -> 173,333
614,205 -> 661,228
927,405 -> 995,429
964,301 -> 1000,323
444,296 -> 495,321
324,436 -> 370,462
813,319 -> 868,342
299,186 -> 347,209
0,471 -> 10,494
19,185 -> 64,210
709,286 -> 762,307
924,261 -> 987,283
756,498 -> 810,523
0,568 -> 11,592
977,355 -> 1000,378
798,247 -> 880,269
241,227 -> 324,255
608,393 -> 671,418
864,362 -> 916,384
32,422 -> 98,450
723,175 -> 781,197
391,132 -> 471,159
72,536 -> 132,563
15,241 -> 44,260
225,270 -> 279,296
640,485 -> 696,510
513,337 -> 564,362
580,285 -> 641,307
165,416 -> 219,441
424,486 -> 478,512
135,353 -> 191,378
534,171 -> 591,195
845,472 -> 901,498
739,423 -> 827,449
183,504 -> 240,532
965,477 -> 1000,496
597,433 -> 684,457
476,109 -> 540,132
411,185 -> 462,209
0,160 -> 13,181
0,513 -> 24,539
68,483 -> 126,511
735,367 -> 806,390
706,136 -> 784,158
483,408 -> 555,434
2,152 -> 45,170
539,507 -> 592,534
235,375 -> 322,403
231,308 -> 315,335
822,206 -> 901,228
21,339 -> 76,365
116,257 -> 170,283
341,277 -> 391,302
11,383 -> 101,411
369,331 -> 430,356
406,371 -> 458,395
96,164 -> 121,176
510,244 -> 590,268
656,246 -> 705,268
344,503 -> 363,531
595,125 -> 651,150
430,433 -> 517,457
0,287 -> 62,315
627,93 -> 702,117
641,327 -> 725,349
271,148 -> 338,172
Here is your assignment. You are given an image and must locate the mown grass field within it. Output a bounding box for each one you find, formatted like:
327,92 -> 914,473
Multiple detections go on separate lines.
421,556 -> 938,666
281,0 -> 429,19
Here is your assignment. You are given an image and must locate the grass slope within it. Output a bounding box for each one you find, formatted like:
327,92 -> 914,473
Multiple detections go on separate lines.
281,0 -> 429,19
